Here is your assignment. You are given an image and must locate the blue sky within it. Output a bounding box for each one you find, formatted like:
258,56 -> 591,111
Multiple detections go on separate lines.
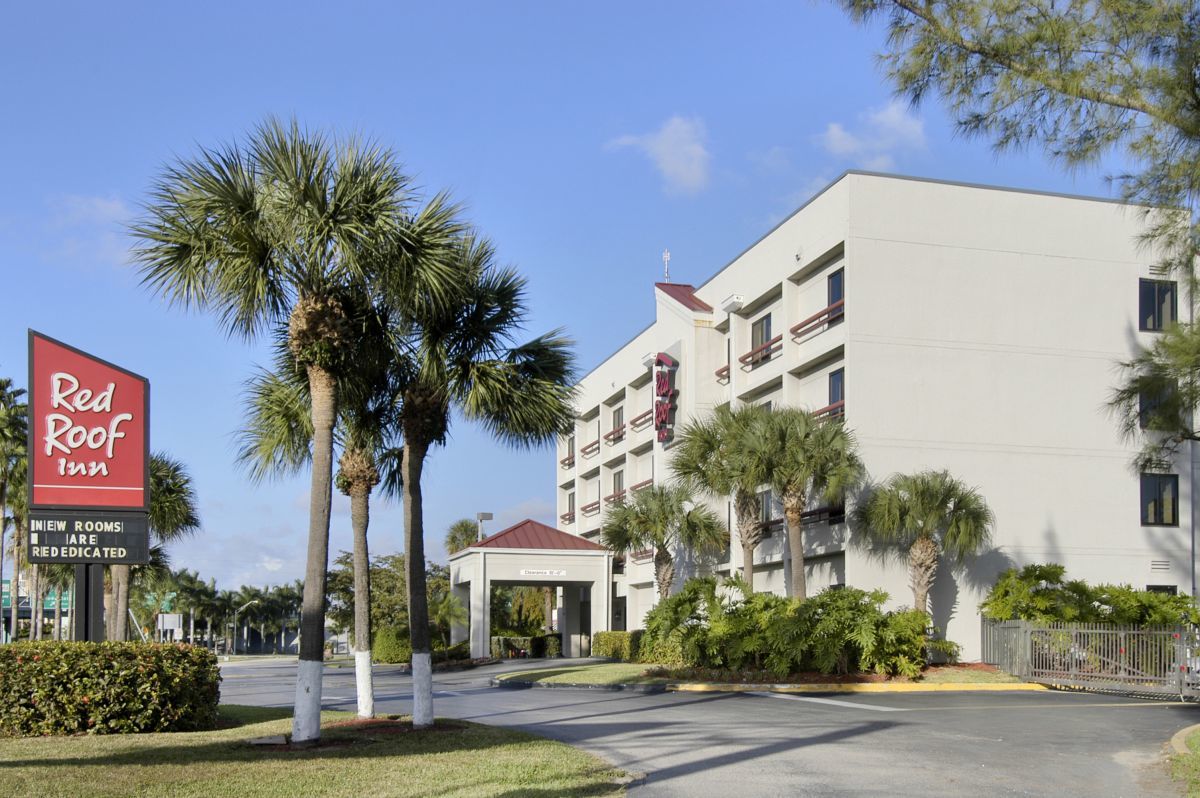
0,2 -> 1121,591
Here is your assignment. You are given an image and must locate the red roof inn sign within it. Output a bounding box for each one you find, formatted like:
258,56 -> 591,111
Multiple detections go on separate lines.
26,331 -> 150,565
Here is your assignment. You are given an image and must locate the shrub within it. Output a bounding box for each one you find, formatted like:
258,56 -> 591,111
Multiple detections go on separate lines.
433,641 -> 470,663
982,564 -> 1200,625
373,627 -> 411,664
593,631 -> 644,661
545,633 -> 562,658
0,642 -> 220,736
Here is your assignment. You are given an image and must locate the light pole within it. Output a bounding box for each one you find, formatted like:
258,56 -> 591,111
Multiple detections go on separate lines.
476,512 -> 494,542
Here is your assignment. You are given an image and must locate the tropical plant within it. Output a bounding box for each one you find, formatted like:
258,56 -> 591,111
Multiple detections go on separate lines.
739,408 -> 864,599
601,483 -> 727,599
429,590 -> 468,648
671,404 -> 772,589
445,518 -> 478,555
0,379 -> 27,636
378,233 -> 576,727
6,451 -> 28,642
132,117 -> 464,743
853,470 -> 994,613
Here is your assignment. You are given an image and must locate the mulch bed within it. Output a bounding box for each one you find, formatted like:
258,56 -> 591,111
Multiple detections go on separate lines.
648,663 -> 1005,684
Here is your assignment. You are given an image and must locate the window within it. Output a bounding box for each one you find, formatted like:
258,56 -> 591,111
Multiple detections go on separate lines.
612,406 -> 624,431
612,470 -> 624,496
1139,279 -> 1177,331
1138,383 -> 1176,430
761,400 -> 773,412
1141,473 -> 1178,526
828,268 -> 845,320
751,314 -> 773,351
759,490 -> 781,533
1147,584 -> 1178,595
829,368 -> 845,406
567,436 -> 575,457
568,492 -> 575,514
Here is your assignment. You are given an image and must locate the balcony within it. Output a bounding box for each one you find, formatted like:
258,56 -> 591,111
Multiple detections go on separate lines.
629,409 -> 653,430
631,548 -> 654,562
603,424 -> 626,444
715,364 -> 730,383
812,400 -> 845,421
579,439 -> 601,457
580,499 -> 601,516
604,489 -> 626,504
738,335 -> 782,369
790,300 -> 845,340
630,478 -> 653,493
559,453 -> 575,469
559,511 -> 576,524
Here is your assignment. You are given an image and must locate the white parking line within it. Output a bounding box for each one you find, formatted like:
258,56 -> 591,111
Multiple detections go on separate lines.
746,691 -> 907,712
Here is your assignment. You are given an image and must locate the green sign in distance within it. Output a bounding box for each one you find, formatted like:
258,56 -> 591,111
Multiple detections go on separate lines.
0,580 -> 72,611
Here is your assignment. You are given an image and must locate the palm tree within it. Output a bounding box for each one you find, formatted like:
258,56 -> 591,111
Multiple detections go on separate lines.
741,409 -> 864,599
109,454 -> 200,639
0,380 -> 27,631
379,234 -> 576,728
429,590 -> 468,648
854,470 -> 995,613
7,454 -> 28,641
238,308 -> 394,718
133,117 -> 463,744
445,519 -> 478,555
671,404 -> 772,589
601,484 -> 727,599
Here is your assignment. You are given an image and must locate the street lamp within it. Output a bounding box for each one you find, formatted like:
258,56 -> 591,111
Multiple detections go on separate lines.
232,599 -> 259,655
476,512 -> 494,542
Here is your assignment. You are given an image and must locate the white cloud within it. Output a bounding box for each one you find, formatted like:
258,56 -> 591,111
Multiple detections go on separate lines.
260,556 -> 284,572
44,193 -> 135,269
818,100 -> 925,169
608,115 -> 712,195
49,194 -> 132,228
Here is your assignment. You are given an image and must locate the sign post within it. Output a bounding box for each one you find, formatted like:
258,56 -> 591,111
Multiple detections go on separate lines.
27,331 -> 150,642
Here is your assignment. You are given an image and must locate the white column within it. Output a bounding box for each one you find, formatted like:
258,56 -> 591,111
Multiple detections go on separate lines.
469,553 -> 490,659
451,583 -> 470,646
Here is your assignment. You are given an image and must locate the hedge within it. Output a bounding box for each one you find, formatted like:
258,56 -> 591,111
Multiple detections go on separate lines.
592,631 -> 643,662
372,627 -> 412,664
0,642 -> 221,736
491,634 -> 561,658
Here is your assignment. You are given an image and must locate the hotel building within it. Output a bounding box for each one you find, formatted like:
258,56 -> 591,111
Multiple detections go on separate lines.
553,171 -> 1194,660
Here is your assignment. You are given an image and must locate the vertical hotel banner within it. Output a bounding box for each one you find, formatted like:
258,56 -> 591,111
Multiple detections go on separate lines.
27,331 -> 150,564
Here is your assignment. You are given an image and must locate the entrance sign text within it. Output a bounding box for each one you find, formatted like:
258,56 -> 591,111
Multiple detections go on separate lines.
27,510 -> 150,564
653,352 -> 678,443
520,569 -> 567,577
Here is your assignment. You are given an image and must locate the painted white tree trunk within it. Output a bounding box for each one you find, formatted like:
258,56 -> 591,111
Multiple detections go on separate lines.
355,650 -> 374,718
292,659 -> 324,743
412,652 -> 433,727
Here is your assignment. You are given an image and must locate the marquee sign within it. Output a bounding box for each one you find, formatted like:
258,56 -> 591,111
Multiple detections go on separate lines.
653,352 -> 678,443
27,331 -> 150,565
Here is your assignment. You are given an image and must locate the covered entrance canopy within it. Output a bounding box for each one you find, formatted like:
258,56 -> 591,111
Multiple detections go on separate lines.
449,519 -> 613,659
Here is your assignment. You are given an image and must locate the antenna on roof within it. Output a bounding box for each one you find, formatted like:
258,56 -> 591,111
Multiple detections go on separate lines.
662,248 -> 671,282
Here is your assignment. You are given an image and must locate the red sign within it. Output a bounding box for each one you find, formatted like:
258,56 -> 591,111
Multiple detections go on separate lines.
29,332 -> 149,511
653,352 -> 678,443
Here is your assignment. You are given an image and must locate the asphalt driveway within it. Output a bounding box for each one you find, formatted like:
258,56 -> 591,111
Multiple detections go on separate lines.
219,658 -> 1198,797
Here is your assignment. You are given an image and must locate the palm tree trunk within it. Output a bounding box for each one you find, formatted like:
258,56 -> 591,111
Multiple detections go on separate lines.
292,364 -> 337,746
909,536 -> 940,614
350,481 -> 374,718
53,589 -> 62,640
653,547 -> 675,600
735,492 -> 762,590
401,434 -> 433,728
784,494 -> 807,600
29,564 -> 40,640
0,477 -> 7,639
112,564 -> 130,641
207,616 -> 214,650
189,608 -> 195,645
9,533 -> 19,641
543,587 -> 553,633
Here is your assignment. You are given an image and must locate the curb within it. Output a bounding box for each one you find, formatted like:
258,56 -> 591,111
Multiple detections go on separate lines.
492,677 -> 1046,695
491,678 -> 667,693
1171,723 -> 1200,755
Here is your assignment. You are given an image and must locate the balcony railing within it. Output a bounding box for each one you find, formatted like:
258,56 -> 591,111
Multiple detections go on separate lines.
579,439 -> 601,457
580,500 -> 601,516
604,489 -> 626,504
812,400 -> 845,421
738,334 -> 783,368
790,299 -> 845,339
559,454 -> 575,468
715,364 -> 730,382
762,518 -> 785,534
559,511 -> 576,524
629,478 -> 654,493
603,424 -> 626,443
629,409 -> 653,430
631,548 -> 654,562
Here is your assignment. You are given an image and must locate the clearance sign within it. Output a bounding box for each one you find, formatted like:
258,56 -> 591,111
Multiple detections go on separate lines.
27,331 -> 150,565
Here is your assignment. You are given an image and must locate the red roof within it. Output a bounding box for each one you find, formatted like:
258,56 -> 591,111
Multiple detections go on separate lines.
655,282 -> 713,313
470,518 -> 607,551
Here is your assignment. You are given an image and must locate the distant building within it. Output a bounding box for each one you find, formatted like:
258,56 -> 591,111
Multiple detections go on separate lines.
555,171 -> 1190,659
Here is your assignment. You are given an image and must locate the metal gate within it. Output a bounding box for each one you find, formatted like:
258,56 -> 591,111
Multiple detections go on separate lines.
982,619 -> 1200,698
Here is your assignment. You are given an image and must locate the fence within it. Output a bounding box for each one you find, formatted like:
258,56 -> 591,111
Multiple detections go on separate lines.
981,619 -> 1199,698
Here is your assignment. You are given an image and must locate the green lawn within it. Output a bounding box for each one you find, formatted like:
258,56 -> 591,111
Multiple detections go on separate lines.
1171,728 -> 1200,796
499,662 -> 1020,687
0,706 -> 626,798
